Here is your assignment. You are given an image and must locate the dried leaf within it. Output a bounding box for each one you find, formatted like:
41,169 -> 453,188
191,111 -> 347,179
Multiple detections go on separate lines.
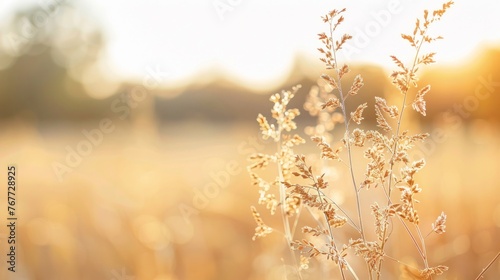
251,206 -> 273,240
321,97 -> 340,110
348,74 -> 364,96
321,74 -> 338,89
375,96 -> 399,118
375,106 -> 392,131
412,85 -> 430,116
351,103 -> 368,125
401,33 -> 416,47
431,212 -> 447,234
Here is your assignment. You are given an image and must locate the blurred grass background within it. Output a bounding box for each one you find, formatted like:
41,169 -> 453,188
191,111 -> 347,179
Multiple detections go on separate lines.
0,1 -> 499,279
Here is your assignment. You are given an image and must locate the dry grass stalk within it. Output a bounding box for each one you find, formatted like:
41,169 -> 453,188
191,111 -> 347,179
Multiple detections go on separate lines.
248,2 -> 454,279
474,252 -> 500,280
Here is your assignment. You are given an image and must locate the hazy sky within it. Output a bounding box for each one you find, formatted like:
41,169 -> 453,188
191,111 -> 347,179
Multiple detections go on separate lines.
1,0 -> 500,89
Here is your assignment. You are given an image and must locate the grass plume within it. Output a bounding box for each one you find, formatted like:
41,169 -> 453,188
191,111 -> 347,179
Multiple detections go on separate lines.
249,2 -> 454,279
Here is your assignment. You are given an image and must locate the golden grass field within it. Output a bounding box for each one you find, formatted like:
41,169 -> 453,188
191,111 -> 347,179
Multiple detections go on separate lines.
0,118 -> 498,279
1,2 -> 499,279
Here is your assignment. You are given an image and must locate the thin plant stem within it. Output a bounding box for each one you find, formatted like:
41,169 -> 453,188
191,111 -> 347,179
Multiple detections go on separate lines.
301,185 -> 360,232
399,219 -> 425,260
346,262 -> 360,280
302,206 -> 347,280
475,252 -> 500,280
415,225 -> 429,269
291,207 -> 302,236
377,28 -> 429,279
311,175 -> 347,280
384,254 -> 420,271
328,17 -> 366,243
277,135 -> 303,280
327,17 -> 372,280
377,177 -> 426,266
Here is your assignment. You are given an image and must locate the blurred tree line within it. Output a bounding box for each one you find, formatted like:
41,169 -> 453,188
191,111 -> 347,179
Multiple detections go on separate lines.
0,2 -> 498,125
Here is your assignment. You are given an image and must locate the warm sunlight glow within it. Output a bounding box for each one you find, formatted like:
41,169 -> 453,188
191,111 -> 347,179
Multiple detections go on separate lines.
2,0 -> 500,89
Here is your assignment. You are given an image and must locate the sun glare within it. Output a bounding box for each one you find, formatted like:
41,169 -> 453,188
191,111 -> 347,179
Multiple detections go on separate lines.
2,0 -> 500,90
